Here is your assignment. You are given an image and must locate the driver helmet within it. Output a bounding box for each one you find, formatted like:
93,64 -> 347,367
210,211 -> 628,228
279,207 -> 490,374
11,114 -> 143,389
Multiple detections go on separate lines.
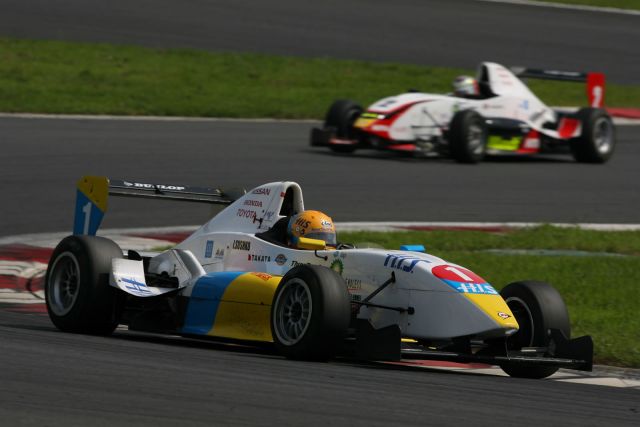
287,210 -> 337,249
453,75 -> 479,97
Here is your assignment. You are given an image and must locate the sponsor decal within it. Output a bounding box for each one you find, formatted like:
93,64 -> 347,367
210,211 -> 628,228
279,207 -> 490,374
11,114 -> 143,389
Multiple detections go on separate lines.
529,109 -> 546,123
247,254 -> 271,262
244,199 -> 263,207
275,254 -> 287,266
214,248 -> 225,260
232,240 -> 251,251
204,240 -> 214,258
252,272 -> 273,281
321,219 -> 333,229
295,218 -> 311,228
498,311 -> 511,319
432,265 -> 497,295
291,260 -> 310,268
237,209 -> 257,220
264,211 -> 276,221
123,181 -> 185,191
252,187 -> 271,196
453,283 -> 498,295
345,278 -> 362,291
384,254 -> 431,273
330,259 -> 344,275
121,277 -> 151,295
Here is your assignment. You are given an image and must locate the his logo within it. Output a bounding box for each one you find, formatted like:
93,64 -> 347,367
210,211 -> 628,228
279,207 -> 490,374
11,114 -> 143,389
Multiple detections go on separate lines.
498,312 -> 511,319
383,254 -> 430,273
275,254 -> 287,266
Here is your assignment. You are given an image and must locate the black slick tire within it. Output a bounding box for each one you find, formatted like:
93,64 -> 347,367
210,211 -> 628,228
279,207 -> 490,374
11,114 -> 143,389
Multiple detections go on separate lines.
448,110 -> 488,163
45,235 -> 124,335
324,99 -> 363,153
499,280 -> 571,379
271,265 -> 351,360
570,107 -> 615,163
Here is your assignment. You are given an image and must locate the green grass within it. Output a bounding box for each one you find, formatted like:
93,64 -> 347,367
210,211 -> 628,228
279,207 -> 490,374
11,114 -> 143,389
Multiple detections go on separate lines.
340,226 -> 640,368
0,38 -> 638,119
538,0 -> 640,10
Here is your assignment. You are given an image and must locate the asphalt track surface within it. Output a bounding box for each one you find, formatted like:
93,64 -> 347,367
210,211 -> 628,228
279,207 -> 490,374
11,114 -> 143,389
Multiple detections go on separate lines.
1,309 -> 638,427
1,0 -> 639,84
1,116 -> 639,237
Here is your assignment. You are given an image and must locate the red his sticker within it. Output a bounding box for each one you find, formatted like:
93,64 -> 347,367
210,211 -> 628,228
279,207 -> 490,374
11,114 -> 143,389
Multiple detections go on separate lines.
432,265 -> 486,284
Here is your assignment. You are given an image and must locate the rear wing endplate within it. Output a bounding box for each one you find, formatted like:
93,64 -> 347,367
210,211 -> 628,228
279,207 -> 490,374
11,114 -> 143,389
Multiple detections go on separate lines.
510,66 -> 605,108
73,176 -> 244,235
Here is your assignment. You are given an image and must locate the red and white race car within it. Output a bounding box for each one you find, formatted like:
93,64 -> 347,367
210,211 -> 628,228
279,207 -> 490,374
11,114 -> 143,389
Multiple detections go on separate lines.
311,62 -> 615,163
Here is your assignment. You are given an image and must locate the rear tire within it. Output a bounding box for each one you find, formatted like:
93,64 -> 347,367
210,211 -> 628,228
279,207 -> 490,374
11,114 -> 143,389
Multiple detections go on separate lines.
449,110 -> 488,163
570,107 -> 615,163
325,99 -> 363,153
45,235 -> 124,335
499,281 -> 570,379
271,265 -> 351,360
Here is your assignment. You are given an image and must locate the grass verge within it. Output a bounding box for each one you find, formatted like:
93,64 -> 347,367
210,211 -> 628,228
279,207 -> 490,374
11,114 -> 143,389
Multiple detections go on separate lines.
340,225 -> 640,368
0,38 -> 638,119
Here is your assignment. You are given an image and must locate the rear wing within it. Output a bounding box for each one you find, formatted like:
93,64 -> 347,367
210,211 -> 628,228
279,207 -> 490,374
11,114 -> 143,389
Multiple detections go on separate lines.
73,176 -> 244,235
510,66 -> 605,108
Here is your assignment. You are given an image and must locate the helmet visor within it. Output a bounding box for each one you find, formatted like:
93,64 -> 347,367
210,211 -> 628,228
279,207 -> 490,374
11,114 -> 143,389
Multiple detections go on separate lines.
305,231 -> 337,247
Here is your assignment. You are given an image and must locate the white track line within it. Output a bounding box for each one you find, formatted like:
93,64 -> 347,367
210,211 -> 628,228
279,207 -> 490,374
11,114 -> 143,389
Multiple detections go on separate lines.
0,112 -> 320,124
0,112 -> 638,126
478,0 -> 640,16
2,222 -> 640,247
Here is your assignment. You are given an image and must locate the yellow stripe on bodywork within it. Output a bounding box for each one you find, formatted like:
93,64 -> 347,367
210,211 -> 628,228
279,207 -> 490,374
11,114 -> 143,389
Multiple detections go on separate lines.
487,136 -> 521,152
354,118 -> 375,129
76,176 -> 109,212
209,272 -> 281,342
464,294 -> 519,330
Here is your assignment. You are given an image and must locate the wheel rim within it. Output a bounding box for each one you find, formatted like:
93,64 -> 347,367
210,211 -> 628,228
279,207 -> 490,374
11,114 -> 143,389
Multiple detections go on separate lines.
593,117 -> 613,154
47,252 -> 81,316
273,278 -> 313,346
467,122 -> 486,155
505,296 -> 534,349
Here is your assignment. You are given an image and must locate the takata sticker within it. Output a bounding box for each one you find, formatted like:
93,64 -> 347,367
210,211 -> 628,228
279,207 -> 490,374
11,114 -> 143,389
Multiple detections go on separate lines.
432,265 -> 498,295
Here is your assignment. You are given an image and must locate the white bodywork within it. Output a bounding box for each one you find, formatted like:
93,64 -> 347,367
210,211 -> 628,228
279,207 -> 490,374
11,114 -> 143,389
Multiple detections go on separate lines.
360,62 -> 567,142
112,181 -> 518,341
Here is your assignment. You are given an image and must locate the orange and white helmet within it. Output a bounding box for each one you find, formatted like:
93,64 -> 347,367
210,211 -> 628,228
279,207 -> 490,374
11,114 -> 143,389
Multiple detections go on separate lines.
453,75 -> 479,97
287,210 -> 337,249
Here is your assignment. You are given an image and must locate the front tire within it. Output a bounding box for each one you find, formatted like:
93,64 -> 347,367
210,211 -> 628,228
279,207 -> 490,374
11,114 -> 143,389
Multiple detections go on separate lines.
499,281 -> 571,379
271,265 -> 351,360
324,99 -> 363,153
570,107 -> 615,163
448,110 -> 488,163
45,235 -> 124,335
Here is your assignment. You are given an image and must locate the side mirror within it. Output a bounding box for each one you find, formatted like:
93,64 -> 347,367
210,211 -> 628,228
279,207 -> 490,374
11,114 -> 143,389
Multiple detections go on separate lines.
297,237 -> 326,250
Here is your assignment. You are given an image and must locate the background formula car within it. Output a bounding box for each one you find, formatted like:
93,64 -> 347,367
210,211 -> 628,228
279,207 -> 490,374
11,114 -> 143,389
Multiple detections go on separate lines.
45,176 -> 592,379
310,62 -> 615,163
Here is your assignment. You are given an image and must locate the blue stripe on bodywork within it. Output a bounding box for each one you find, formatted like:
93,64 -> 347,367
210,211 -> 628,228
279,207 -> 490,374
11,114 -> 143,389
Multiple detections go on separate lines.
181,271 -> 244,335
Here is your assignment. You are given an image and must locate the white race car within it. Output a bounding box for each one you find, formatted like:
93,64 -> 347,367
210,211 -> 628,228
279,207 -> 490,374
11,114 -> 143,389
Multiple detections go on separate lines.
45,177 -> 593,378
311,62 -> 615,163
